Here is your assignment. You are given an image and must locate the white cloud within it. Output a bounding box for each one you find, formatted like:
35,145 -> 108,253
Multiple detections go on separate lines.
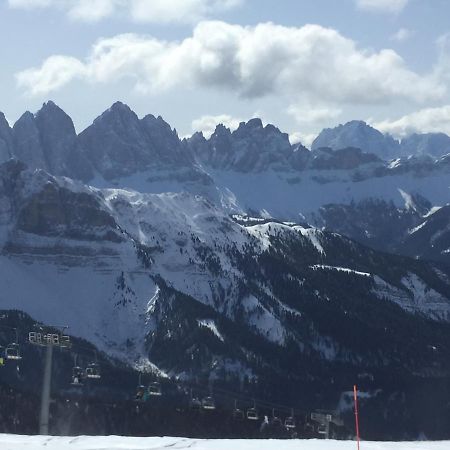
67,0 -> 119,22
16,21 -> 446,119
289,132 -> 316,148
130,0 -> 242,24
287,104 -> 342,126
390,28 -> 414,42
17,55 -> 87,96
372,105 -> 450,138
9,0 -> 53,7
192,114 -> 242,138
356,0 -> 409,14
8,0 -> 243,23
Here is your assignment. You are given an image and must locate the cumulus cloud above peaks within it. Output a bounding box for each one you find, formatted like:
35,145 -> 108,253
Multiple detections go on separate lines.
8,0 -> 243,23
16,21 -> 445,109
373,105 -> 450,138
192,114 -> 242,138
355,0 -> 409,14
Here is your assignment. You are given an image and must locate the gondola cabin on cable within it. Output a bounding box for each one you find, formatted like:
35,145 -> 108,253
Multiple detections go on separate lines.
285,416 -> 296,429
202,396 -> 216,410
5,343 -> 21,360
148,382 -> 162,396
247,406 -> 259,421
85,363 -> 101,379
246,400 -> 259,420
71,366 -> 84,386
135,385 -> 149,402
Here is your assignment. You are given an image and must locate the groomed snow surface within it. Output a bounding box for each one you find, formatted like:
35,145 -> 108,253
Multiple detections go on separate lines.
0,435 -> 449,450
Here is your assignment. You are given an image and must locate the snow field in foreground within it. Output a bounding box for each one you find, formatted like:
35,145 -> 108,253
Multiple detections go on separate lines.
0,435 -> 449,450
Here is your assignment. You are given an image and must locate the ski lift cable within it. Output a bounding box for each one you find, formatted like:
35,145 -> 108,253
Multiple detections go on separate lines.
182,380 -> 309,417
186,381 -> 300,413
4,325 -> 331,419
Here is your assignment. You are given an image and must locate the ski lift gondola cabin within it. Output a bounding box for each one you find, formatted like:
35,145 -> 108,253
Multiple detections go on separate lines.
285,416 -> 296,429
202,396 -> 216,410
71,367 -> 84,386
148,382 -> 162,396
135,385 -> 147,402
5,343 -> 21,360
247,407 -> 259,421
85,363 -> 101,379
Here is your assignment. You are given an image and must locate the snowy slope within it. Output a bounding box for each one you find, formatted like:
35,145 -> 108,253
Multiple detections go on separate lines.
1,435 -> 449,450
2,161 -> 450,384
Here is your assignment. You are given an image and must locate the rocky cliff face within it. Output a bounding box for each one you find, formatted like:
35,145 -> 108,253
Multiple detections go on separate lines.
189,119 -> 307,172
77,102 -> 194,181
400,132 -> 450,158
0,113 -> 13,163
2,108 -> 450,438
312,120 -> 400,160
2,160 -> 450,365
10,101 -> 92,180
2,102 -> 450,266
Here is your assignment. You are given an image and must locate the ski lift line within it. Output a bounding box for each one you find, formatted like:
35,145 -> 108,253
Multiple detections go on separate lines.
3,322 -> 333,421
4,326 -> 330,420
8,331 -> 320,419
185,381 -> 304,413
185,385 -> 303,415
182,381 -> 309,417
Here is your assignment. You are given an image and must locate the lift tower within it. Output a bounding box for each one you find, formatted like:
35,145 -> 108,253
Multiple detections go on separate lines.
28,328 -> 71,435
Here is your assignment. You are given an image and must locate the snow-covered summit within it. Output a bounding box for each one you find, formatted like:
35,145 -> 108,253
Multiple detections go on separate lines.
312,120 -> 400,160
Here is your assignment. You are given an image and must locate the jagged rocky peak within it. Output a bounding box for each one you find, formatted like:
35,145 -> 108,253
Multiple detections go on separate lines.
192,118 -> 295,171
233,118 -> 289,143
35,100 -> 76,135
141,113 -> 175,136
0,112 -> 13,163
79,102 -> 191,180
312,120 -> 400,160
400,132 -> 450,158
9,102 -> 92,180
34,100 -> 83,176
140,113 -> 191,164
94,101 -> 140,128
12,110 -> 46,171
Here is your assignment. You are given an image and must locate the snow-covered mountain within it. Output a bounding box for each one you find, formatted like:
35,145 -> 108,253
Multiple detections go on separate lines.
2,103 -> 450,438
400,132 -> 450,158
2,158 -> 450,439
2,159 -> 450,371
2,103 -> 450,224
400,204 -> 450,263
312,121 -> 450,160
311,120 -> 400,159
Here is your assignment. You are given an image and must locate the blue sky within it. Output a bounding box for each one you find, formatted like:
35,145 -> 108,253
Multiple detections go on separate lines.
1,0 -> 450,145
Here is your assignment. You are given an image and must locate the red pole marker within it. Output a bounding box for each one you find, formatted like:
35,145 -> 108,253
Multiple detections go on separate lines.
354,385 -> 361,450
